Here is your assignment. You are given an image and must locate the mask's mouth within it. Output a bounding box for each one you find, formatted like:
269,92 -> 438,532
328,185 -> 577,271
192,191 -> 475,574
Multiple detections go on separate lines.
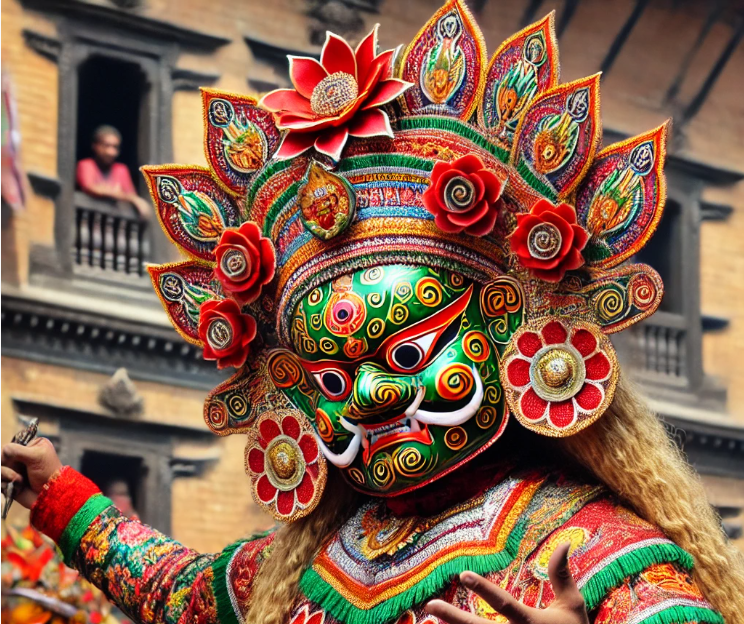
315,366 -> 484,468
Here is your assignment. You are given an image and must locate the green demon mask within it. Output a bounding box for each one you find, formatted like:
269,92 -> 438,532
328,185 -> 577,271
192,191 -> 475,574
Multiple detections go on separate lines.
269,265 -> 524,496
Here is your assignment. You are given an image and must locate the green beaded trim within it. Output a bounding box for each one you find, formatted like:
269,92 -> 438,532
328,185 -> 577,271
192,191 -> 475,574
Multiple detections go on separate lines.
515,158 -> 559,202
246,158 -> 297,208
337,153 -> 434,174
395,116 -> 510,163
261,181 -> 301,237
58,494 -> 113,565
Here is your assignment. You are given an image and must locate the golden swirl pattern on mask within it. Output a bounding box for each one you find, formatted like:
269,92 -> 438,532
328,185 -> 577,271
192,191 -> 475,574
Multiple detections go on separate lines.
366,291 -> 386,308
308,287 -> 324,305
449,271 -> 466,289
389,303 -> 410,325
480,277 -> 524,318
227,393 -> 249,418
371,454 -> 396,489
444,426 -> 468,450
436,363 -> 475,401
320,337 -> 339,355
394,281 -> 414,303
484,383 -> 502,405
475,404 -> 499,429
310,313 -> 324,331
361,266 -> 385,285
207,401 -> 228,430
415,277 -> 444,307
267,350 -> 315,398
344,336 -> 368,359
393,446 -> 430,479
367,318 -> 386,340
348,466 -> 366,486
462,331 -> 491,362
315,408 -> 335,443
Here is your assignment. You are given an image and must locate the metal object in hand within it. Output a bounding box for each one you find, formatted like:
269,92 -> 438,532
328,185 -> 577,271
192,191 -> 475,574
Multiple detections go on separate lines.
2,418 -> 39,520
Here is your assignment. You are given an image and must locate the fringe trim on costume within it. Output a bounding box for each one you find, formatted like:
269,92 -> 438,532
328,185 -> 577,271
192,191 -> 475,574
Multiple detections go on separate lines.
59,494 -> 113,565
581,543 -> 695,611
211,540 -> 244,624
298,524 -> 525,624
212,532 -> 275,624
636,605 -> 724,624
515,160 -> 558,202
396,117 -> 511,163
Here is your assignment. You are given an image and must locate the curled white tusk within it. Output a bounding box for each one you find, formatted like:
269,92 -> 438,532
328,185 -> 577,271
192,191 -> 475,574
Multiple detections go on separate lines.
315,417 -> 362,467
412,365 -> 484,427
404,386 -> 426,418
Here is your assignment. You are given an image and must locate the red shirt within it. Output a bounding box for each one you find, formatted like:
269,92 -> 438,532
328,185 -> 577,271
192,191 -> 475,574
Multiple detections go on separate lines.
76,158 -> 136,195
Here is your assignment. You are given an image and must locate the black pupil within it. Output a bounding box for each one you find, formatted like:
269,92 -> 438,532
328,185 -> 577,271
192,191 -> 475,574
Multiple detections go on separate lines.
322,372 -> 345,396
393,344 -> 422,369
337,308 -> 350,320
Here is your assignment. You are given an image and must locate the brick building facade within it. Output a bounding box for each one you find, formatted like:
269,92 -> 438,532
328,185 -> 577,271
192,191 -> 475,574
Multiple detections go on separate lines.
2,0 -> 743,553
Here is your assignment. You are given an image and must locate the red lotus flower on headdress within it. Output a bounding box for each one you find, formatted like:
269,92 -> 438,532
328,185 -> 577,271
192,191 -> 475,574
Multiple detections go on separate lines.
214,222 -> 276,304
198,299 -> 257,369
422,154 -> 505,236
509,199 -> 589,282
260,27 -> 412,161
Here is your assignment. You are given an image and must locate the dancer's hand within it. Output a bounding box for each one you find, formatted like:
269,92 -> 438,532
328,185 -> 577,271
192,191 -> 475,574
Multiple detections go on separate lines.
1,437 -> 62,509
426,543 -> 589,624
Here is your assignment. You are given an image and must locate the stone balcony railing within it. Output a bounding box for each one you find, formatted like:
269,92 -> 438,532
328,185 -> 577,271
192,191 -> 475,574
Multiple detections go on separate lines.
629,311 -> 689,385
73,191 -> 148,276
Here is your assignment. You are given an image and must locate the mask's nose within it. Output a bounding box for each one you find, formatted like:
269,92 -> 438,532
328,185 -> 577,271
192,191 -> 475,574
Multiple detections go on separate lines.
346,362 -> 420,423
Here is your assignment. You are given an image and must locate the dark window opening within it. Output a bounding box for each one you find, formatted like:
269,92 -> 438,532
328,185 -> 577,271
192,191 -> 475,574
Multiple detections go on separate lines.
80,450 -> 146,517
635,200 -> 683,314
76,56 -> 148,192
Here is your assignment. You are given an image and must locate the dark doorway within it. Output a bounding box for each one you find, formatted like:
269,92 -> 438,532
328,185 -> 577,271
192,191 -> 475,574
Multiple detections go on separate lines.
75,56 -> 148,193
635,200 -> 683,314
80,450 -> 146,517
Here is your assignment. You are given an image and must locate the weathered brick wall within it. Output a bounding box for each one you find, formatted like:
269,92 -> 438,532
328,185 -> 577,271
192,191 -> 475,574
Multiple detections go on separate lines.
0,358 -> 273,552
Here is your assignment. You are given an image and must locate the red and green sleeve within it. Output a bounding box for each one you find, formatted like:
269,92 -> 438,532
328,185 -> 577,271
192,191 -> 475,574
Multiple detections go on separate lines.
31,466 -> 275,624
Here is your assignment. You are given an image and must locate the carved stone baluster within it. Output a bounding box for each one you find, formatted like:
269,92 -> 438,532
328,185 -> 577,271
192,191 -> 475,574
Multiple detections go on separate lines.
75,208 -> 84,265
647,325 -> 658,373
668,327 -> 679,377
658,326 -> 669,375
87,211 -> 96,266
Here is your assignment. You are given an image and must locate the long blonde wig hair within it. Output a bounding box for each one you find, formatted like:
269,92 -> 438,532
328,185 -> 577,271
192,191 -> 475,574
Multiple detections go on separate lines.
247,377 -> 744,624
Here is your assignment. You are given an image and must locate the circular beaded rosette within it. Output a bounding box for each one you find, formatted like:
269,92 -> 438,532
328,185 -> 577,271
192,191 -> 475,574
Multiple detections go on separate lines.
245,410 -> 327,522
500,317 -> 618,437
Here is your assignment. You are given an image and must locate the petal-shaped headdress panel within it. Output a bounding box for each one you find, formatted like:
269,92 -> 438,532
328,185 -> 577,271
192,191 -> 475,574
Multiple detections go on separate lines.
478,12 -> 559,151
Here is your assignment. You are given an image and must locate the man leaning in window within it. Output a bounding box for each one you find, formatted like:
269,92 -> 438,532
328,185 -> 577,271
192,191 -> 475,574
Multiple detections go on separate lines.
76,125 -> 151,219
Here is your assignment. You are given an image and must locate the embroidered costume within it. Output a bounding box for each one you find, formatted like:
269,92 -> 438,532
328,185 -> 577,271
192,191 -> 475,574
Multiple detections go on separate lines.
27,2 -> 723,623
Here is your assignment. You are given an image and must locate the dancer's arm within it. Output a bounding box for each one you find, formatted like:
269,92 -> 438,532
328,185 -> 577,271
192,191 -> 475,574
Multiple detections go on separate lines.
2,439 -> 273,624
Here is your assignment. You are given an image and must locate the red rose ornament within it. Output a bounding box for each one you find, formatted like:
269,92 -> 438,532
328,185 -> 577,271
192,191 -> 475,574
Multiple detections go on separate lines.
422,154 -> 505,237
214,222 -> 276,304
198,299 -> 257,369
260,27 -> 412,161
509,199 -> 589,283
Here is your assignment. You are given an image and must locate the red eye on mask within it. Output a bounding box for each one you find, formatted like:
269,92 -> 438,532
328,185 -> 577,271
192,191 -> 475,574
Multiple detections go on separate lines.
300,361 -> 353,401
380,285 -> 473,374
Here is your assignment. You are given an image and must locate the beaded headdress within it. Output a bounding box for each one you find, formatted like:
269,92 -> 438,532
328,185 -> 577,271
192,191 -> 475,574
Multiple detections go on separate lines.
145,0 -> 667,521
